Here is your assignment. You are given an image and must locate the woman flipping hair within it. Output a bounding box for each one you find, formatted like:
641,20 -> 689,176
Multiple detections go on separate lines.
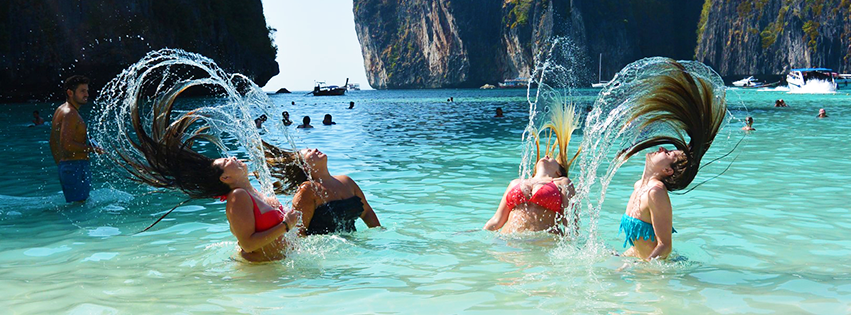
109,81 -> 308,262
484,102 -> 579,233
616,60 -> 726,260
265,144 -> 381,235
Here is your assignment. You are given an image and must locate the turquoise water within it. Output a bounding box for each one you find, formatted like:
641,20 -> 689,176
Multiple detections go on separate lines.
1,88 -> 850,313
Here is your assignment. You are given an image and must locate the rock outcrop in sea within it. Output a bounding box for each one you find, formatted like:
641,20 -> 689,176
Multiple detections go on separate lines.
0,0 -> 278,103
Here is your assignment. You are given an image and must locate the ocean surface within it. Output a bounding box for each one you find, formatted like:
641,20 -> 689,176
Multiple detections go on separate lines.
1,87 -> 849,314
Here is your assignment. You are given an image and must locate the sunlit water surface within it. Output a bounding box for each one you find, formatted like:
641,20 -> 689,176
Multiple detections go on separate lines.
1,88 -> 849,314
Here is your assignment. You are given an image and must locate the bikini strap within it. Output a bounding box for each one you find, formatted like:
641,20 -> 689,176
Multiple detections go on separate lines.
245,192 -> 259,212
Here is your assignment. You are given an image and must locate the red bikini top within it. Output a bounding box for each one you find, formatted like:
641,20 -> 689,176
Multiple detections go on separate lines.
247,193 -> 284,232
505,181 -> 563,214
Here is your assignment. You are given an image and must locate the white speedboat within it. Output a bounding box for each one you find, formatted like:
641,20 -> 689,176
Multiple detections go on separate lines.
787,68 -> 836,92
732,76 -> 759,87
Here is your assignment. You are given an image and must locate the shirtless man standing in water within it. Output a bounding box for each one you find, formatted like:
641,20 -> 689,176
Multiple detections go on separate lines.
49,75 -> 103,202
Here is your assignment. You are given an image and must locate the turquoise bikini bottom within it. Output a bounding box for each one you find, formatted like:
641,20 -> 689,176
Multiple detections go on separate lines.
618,214 -> 677,248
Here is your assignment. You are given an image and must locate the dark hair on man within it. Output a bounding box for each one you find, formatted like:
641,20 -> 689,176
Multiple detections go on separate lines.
616,60 -> 726,191
63,75 -> 90,94
303,116 -> 310,124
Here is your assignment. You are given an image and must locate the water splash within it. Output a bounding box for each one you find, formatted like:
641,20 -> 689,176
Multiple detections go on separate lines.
91,48 -> 294,197
788,79 -> 837,94
520,37 -> 586,182
572,57 -> 731,255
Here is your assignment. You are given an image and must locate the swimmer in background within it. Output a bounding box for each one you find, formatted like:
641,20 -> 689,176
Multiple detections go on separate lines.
297,116 -> 313,129
741,116 -> 755,131
281,111 -> 293,126
348,101 -> 354,109
254,114 -> 267,128
494,107 -> 504,118
817,108 -> 828,118
322,114 -> 336,125
31,110 -> 45,126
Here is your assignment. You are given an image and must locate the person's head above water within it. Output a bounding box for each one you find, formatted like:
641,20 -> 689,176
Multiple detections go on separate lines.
348,101 -> 354,109
616,60 -> 727,191
64,75 -> 90,106
322,114 -> 335,125
818,108 -> 828,117
303,116 -> 311,125
746,116 -> 753,126
282,111 -> 289,119
495,107 -> 504,117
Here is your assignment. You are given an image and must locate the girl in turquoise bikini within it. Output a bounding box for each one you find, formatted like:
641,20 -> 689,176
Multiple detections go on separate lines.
615,61 -> 726,261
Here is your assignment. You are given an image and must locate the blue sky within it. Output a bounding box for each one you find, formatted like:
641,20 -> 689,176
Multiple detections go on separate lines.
261,0 -> 371,91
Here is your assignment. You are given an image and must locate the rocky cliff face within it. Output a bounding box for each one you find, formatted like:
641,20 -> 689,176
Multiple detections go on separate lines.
695,0 -> 851,76
353,0 -> 702,89
0,0 -> 278,102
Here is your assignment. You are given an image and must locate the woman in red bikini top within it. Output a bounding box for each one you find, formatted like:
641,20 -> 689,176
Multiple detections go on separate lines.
215,156 -> 300,262
484,156 -> 575,234
106,73 -> 306,263
484,102 -> 579,234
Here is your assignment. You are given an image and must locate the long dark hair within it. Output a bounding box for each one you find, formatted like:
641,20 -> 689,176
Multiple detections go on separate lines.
114,82 -> 307,199
616,60 -> 726,191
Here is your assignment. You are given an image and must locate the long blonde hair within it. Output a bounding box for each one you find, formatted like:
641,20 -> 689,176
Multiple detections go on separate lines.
535,101 -> 581,176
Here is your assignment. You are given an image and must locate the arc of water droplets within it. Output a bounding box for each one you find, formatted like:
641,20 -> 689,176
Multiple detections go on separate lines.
91,48 -> 296,197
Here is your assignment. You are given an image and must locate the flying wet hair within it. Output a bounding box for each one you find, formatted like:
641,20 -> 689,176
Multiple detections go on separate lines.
616,60 -> 727,191
536,101 -> 581,177
111,82 -> 307,232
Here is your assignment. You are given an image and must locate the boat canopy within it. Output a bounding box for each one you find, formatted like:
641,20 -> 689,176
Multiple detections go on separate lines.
791,68 -> 833,72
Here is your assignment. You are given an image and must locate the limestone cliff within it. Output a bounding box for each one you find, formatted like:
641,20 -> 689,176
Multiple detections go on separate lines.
353,0 -> 702,89
695,0 -> 851,76
0,0 -> 278,102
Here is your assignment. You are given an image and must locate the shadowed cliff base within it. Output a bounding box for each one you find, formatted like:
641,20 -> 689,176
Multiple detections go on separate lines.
0,0 -> 278,103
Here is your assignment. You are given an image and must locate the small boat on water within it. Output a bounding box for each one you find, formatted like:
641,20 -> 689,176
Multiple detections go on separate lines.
733,76 -> 759,87
346,83 -> 360,91
787,68 -> 837,92
498,77 -> 530,89
311,79 -> 348,96
591,53 -> 609,88
732,76 -> 781,89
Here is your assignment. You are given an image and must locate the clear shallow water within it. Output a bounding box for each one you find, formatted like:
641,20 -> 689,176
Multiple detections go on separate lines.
1,88 -> 850,314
